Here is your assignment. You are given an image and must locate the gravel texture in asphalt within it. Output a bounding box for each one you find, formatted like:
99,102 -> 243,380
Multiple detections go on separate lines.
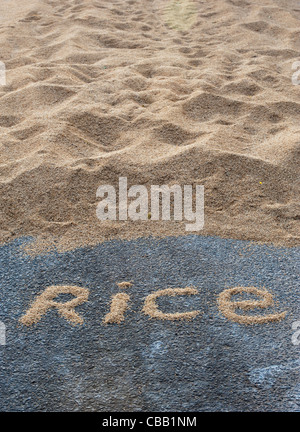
0,235 -> 299,412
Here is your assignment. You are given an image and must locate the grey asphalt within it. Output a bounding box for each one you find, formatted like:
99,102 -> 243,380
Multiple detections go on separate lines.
0,234 -> 299,412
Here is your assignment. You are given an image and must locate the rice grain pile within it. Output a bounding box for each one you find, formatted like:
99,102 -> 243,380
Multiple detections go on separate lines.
0,0 -> 299,253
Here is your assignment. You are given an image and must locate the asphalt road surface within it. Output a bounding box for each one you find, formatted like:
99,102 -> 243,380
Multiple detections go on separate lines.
0,235 -> 299,411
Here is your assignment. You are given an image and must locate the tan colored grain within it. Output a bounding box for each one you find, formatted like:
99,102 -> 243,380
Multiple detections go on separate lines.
142,287 -> 200,320
0,0 -> 299,254
20,285 -> 89,326
103,293 -> 130,324
217,286 -> 287,325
